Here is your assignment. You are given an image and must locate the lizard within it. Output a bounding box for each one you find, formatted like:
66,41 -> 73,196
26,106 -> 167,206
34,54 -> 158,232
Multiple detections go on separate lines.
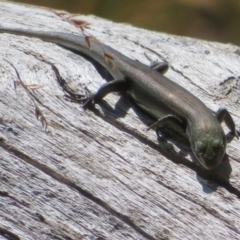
0,26 -> 239,170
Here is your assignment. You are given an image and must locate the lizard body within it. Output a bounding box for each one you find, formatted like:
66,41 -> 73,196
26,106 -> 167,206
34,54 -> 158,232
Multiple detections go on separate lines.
0,26 -> 238,169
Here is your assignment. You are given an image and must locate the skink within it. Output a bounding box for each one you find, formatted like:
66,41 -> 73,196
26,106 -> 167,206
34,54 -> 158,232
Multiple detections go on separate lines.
0,26 -> 238,169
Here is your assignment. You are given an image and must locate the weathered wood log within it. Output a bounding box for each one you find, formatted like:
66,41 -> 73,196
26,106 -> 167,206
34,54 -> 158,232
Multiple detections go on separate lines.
0,1 -> 240,240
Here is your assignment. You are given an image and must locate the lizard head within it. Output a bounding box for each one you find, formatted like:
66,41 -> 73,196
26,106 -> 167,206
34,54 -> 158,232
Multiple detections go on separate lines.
191,132 -> 226,170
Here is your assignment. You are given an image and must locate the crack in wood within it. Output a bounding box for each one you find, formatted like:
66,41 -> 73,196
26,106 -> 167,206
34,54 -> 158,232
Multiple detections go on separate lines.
0,140 -> 157,240
0,227 -> 21,240
170,66 -> 211,95
156,178 -> 240,234
0,191 -> 9,197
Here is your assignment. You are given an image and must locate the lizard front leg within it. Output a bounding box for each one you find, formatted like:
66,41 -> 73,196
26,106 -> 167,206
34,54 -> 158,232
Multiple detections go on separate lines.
83,78 -> 127,109
216,107 -> 239,139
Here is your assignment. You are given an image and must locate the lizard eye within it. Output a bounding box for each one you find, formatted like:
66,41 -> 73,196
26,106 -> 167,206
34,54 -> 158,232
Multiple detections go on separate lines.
195,141 -> 206,155
212,140 -> 224,151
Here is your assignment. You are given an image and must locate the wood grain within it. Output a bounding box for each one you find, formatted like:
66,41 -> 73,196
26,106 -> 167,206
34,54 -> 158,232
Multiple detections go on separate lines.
0,1 -> 240,240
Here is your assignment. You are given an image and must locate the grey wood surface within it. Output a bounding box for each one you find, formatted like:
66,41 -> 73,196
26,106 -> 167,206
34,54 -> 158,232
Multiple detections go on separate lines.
0,1 -> 240,240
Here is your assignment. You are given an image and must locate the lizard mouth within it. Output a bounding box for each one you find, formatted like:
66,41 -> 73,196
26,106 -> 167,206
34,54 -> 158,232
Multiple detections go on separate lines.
198,155 -> 222,170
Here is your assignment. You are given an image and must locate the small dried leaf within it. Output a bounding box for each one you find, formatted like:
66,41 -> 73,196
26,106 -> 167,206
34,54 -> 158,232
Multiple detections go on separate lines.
71,19 -> 90,28
35,106 -> 48,131
104,53 -> 115,61
111,61 -> 118,71
103,53 -> 118,70
53,10 -> 69,18
85,36 -> 93,49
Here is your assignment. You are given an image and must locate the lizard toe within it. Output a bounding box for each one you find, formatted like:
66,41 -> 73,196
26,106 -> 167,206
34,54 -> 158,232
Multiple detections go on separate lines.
82,94 -> 96,109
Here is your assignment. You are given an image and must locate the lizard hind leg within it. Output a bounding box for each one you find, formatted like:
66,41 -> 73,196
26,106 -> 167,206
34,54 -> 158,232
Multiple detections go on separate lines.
147,114 -> 186,138
150,62 -> 169,74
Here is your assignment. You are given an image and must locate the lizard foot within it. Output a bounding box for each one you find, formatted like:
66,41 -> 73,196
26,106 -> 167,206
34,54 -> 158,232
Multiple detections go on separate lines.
64,92 -> 96,109
233,127 -> 240,139
82,93 -> 96,109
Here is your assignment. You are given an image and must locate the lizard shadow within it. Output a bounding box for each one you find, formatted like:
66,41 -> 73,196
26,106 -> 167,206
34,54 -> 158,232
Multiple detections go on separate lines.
195,154 -> 232,193
156,131 -> 233,194
70,49 -> 234,192
98,95 -> 233,193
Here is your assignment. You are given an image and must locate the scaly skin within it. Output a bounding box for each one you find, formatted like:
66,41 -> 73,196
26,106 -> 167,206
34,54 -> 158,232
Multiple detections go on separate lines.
0,26 -> 238,169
